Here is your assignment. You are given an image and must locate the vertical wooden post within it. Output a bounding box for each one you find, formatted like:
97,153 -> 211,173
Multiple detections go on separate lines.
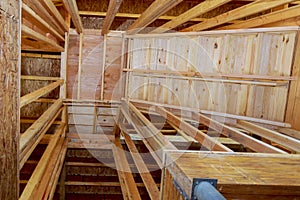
101,34 -> 107,100
77,33 -> 83,99
0,0 -> 20,199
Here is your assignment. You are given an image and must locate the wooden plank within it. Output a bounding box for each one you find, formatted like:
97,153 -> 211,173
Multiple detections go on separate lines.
0,1 -> 20,198
112,138 -> 142,200
22,25 -> 64,52
220,4 -> 300,29
62,0 -> 83,33
181,0 -> 296,32
151,0 -> 231,33
277,128 -> 300,140
19,124 -> 65,200
20,79 -> 63,108
20,99 -> 63,152
127,0 -> 183,35
237,120 -> 300,152
60,32 -> 69,99
21,75 -> 61,81
154,106 -> 233,152
101,0 -> 124,35
100,34 -> 107,100
122,132 -> 160,200
22,2 -> 65,41
77,33 -> 83,99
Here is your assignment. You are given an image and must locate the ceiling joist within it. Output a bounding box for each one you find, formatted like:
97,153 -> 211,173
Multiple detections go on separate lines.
150,0 -> 232,34
62,0 -> 83,33
102,0 -> 124,35
181,0 -> 296,32
126,0 -> 183,35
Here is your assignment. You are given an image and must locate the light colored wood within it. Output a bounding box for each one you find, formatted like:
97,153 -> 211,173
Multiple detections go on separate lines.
22,25 -> 64,52
155,106 -> 233,152
122,132 -> 160,200
151,0 -> 231,33
77,33 -> 83,99
60,32 -> 69,99
101,0 -> 123,35
101,34 -> 107,100
22,2 -> 65,41
220,4 -> 300,29
21,75 -> 61,81
127,0 -> 183,35
277,128 -> 300,140
62,0 -> 82,33
19,124 -> 65,200
20,79 -> 63,108
182,0 -> 295,32
237,120 -> 300,152
21,52 -> 61,59
112,138 -> 142,200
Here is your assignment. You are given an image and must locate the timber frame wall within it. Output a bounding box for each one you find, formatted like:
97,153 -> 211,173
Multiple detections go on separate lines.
1,0 -> 300,199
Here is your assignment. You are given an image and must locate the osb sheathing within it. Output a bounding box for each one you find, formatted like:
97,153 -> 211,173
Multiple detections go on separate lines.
0,0 -> 20,199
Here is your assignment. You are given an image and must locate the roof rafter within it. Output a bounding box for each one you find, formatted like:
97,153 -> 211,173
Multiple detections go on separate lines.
127,0 -> 183,35
181,0 -> 295,32
102,0 -> 124,35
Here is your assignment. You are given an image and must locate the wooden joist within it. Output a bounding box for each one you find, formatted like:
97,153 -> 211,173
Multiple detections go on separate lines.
237,120 -> 300,152
101,0 -> 124,35
112,138 -> 142,200
127,0 -> 183,35
20,124 -> 66,200
182,0 -> 295,32
150,0 -> 231,33
62,0 -> 83,33
277,128 -> 300,140
122,132 -> 160,200
21,75 -> 61,81
20,79 -> 63,108
22,25 -> 64,52
154,106 -> 233,152
22,3 -> 65,41
220,4 -> 300,29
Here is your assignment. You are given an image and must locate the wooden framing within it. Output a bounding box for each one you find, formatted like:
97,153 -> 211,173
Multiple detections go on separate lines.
0,0 -> 20,198
20,79 -> 64,108
101,0 -> 124,35
182,0 -> 295,32
150,0 -> 231,34
127,0 -> 183,35
62,0 -> 83,33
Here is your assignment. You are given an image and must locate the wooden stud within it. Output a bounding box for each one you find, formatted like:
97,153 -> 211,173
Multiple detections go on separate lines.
60,32 -> 69,99
182,0 -> 295,32
77,33 -> 83,99
127,0 -> 183,35
100,34 -> 107,100
21,75 -> 61,81
101,0 -> 124,35
151,0 -> 231,33
62,0 -> 83,33
20,79 -> 63,108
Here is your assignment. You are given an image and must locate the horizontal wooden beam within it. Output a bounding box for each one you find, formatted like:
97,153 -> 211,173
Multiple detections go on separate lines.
20,79 -> 63,108
127,0 -> 183,35
21,75 -> 61,81
22,3 -> 65,41
237,120 -> 300,152
151,0 -> 231,34
182,0 -> 295,32
221,4 -> 300,29
62,0 -> 82,33
22,25 -> 64,52
101,0 -> 124,35
154,106 -> 233,152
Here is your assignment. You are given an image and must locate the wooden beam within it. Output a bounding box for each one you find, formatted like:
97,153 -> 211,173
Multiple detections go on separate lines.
154,106 -> 232,152
112,138 -> 142,200
122,132 -> 160,200
20,79 -> 63,108
21,75 -> 61,81
220,4 -> 300,29
22,3 -> 65,41
182,0 -> 295,32
62,0 -> 83,33
277,128 -> 300,140
0,1 -> 20,198
237,120 -> 300,152
101,0 -> 124,35
127,0 -> 183,35
22,25 -> 64,52
20,124 -> 65,200
150,0 -> 231,34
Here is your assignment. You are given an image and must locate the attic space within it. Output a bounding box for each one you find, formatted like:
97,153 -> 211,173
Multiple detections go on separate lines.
1,0 -> 300,200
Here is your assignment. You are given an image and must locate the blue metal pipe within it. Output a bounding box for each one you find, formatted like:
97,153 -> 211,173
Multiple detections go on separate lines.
194,181 -> 226,200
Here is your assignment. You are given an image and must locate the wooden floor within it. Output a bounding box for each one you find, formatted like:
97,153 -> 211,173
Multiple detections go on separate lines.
164,151 -> 300,199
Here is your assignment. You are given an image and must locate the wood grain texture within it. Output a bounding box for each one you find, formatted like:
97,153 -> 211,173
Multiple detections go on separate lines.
0,0 -> 20,199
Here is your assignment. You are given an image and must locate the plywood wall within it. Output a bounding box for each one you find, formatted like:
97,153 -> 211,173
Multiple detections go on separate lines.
67,30 -> 123,101
126,28 -> 298,122
0,0 -> 20,198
